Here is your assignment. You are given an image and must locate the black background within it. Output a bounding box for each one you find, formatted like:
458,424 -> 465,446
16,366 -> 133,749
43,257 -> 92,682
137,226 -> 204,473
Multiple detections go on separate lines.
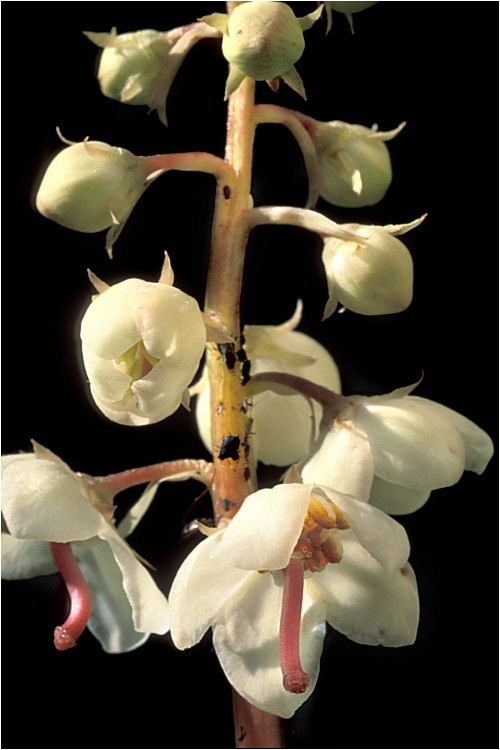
2,3 -> 498,748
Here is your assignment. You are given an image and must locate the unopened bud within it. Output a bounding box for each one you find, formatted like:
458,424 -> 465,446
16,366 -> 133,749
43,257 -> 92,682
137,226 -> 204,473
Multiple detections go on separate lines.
322,225 -> 413,317
311,121 -> 404,208
36,140 -> 149,235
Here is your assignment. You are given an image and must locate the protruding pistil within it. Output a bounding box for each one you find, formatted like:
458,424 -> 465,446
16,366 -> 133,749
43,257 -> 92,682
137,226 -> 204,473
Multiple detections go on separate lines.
279,557 -> 309,694
50,542 -> 92,651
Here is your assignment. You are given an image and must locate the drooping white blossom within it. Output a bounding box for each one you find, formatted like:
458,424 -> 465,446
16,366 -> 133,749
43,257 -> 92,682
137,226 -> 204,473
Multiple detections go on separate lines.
80,276 -> 206,426
194,303 -> 341,465
169,482 -> 418,718
1,445 -> 169,653
302,385 -> 494,514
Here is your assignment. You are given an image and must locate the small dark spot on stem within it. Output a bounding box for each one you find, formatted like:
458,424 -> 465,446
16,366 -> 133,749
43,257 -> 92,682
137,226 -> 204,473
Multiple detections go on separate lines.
223,184 -> 231,199
241,360 -> 251,385
218,435 -> 241,461
238,726 -> 246,742
218,343 -> 236,370
221,498 -> 237,512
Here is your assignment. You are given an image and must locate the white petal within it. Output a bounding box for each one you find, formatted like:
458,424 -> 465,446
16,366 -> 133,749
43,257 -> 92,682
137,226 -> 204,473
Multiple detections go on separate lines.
81,347 -> 131,403
213,570 -> 326,719
369,476 -> 431,515
416,398 -> 494,476
318,486 -> 410,570
1,535 -> 57,579
301,425 -> 374,502
100,528 -> 170,635
213,485 -> 311,571
169,532 -> 249,649
308,535 -> 419,646
80,278 -> 143,359
76,539 -> 149,653
2,456 -> 106,542
353,396 -> 468,490
134,283 -> 205,361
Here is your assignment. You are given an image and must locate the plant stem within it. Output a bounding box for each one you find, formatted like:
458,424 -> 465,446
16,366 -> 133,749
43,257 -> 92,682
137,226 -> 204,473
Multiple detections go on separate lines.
204,74 -> 255,523
202,3 -> 285,745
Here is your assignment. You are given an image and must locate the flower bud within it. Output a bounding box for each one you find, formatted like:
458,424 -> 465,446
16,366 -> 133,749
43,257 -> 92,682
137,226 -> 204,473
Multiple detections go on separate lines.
85,24 -> 220,126
322,224 -> 413,317
36,140 -> 149,237
80,277 -> 206,426
194,304 -> 341,465
203,2 -> 321,98
310,121 -> 404,208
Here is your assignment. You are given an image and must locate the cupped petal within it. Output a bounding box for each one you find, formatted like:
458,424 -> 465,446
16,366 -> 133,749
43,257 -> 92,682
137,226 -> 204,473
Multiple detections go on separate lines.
134,283 -> 205,361
81,347 -> 132,403
98,528 -> 169,636
213,570 -> 326,719
301,424 -> 374,502
2,457 -> 106,542
1,536 -> 57,579
412,398 -> 494,476
317,485 -> 410,570
308,535 -> 419,647
169,532 -> 249,649
130,357 -> 194,421
213,484 -> 311,571
75,539 -> 149,653
368,476 -> 431,515
80,278 -> 144,359
352,396 -> 468,490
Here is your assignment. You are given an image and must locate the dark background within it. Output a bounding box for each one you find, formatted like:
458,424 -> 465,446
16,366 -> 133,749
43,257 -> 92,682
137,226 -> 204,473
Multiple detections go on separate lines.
2,3 -> 498,748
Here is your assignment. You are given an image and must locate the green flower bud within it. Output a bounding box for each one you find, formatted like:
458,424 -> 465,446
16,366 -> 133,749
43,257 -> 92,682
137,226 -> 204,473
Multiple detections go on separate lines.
322,224 -> 413,317
311,121 -> 404,208
202,2 -> 322,98
85,24 -> 219,126
36,140 -> 149,250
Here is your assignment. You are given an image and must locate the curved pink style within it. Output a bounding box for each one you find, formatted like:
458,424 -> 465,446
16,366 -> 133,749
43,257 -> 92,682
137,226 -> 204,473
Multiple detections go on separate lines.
50,542 -> 92,651
279,558 -> 310,694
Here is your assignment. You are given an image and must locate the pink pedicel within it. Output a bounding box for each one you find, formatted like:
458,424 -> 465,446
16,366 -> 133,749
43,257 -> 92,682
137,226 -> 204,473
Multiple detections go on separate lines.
50,542 -> 92,651
279,558 -> 310,694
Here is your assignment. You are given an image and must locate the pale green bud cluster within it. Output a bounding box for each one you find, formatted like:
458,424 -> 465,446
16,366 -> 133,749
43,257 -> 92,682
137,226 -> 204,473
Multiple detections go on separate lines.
36,140 -> 149,235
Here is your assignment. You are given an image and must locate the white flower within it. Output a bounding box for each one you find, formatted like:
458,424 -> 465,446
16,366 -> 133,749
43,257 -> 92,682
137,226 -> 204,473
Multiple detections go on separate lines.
311,120 -> 404,208
202,2 -> 322,98
1,445 -> 169,653
322,223 -> 413,318
84,23 -> 221,126
194,304 -> 341,465
169,482 -> 418,718
80,276 -> 206,426
302,384 -> 494,514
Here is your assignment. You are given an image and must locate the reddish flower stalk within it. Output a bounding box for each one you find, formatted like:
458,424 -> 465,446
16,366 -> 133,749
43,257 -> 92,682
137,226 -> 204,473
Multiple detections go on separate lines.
279,558 -> 310,694
97,458 -> 214,493
50,542 -> 92,651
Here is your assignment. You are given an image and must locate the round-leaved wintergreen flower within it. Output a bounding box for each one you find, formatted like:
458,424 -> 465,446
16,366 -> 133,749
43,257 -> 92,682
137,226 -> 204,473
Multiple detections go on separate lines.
80,276 -> 206,426
1,444 -> 169,653
169,482 -> 418,718
301,384 -> 494,514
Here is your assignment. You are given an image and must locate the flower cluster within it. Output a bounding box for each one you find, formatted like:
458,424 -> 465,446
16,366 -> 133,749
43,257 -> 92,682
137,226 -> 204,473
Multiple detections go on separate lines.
4,0 -> 495,736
